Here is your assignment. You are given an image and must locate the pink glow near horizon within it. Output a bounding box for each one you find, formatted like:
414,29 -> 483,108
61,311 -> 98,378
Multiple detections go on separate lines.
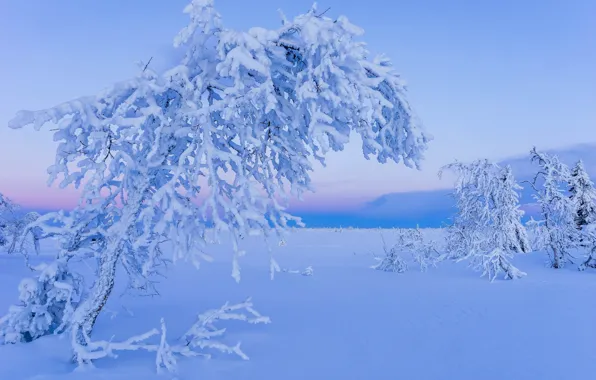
1,171 -> 380,212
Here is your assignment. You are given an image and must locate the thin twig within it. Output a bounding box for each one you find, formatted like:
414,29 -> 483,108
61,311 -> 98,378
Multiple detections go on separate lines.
143,57 -> 154,72
316,7 -> 331,17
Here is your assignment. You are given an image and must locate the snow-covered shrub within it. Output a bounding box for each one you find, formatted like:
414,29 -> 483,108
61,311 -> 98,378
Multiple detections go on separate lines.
371,232 -> 408,273
441,160 -> 530,281
4,0 -> 429,370
0,259 -> 83,344
528,148 -> 579,268
408,228 -> 445,271
371,228 -> 442,273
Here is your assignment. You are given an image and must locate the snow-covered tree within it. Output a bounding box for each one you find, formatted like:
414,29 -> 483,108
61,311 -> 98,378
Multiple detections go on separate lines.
0,193 -> 41,255
568,160 -> 596,229
0,193 -> 14,247
440,160 -> 530,281
578,223 -> 596,270
1,0 -> 430,369
567,160 -> 596,269
528,148 -> 578,268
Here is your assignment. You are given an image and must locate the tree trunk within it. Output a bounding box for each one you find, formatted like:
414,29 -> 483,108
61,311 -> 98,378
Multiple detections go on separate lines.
552,246 -> 560,269
70,185 -> 148,363
71,240 -> 123,363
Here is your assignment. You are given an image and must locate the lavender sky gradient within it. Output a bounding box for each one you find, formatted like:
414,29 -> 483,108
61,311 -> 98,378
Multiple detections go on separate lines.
1,0 -> 594,213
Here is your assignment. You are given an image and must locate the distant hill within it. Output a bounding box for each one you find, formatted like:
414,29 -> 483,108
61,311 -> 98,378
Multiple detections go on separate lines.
317,143 -> 596,228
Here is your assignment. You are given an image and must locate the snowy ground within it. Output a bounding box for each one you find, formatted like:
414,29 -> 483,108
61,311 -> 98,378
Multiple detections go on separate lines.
1,228 -> 595,380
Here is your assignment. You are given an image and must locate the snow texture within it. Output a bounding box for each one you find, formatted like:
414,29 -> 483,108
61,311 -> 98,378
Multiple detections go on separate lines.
0,229 -> 595,380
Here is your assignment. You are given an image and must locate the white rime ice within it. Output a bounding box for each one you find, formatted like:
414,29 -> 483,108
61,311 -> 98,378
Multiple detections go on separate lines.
527,148 -> 579,269
1,0 -> 429,371
441,160 -> 530,281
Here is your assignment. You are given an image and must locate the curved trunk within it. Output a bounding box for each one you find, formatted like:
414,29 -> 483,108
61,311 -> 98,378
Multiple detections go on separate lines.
70,182 -> 149,362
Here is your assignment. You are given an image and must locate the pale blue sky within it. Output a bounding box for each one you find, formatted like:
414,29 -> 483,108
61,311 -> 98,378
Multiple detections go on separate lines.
0,0 -> 594,211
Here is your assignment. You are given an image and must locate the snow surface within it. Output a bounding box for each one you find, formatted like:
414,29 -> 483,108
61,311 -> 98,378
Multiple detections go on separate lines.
1,228 -> 595,379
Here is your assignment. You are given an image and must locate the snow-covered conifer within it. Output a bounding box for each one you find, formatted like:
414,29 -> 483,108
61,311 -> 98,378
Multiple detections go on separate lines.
528,148 -> 578,268
568,160 -> 596,229
568,160 -> 596,268
440,160 -> 529,281
3,0 -> 430,369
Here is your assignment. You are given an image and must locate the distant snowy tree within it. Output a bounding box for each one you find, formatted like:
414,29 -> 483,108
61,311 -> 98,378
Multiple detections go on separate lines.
568,160 -> 596,230
0,193 -> 41,256
440,160 -> 530,281
528,148 -> 578,268
1,0 -> 430,370
568,160 -> 596,268
578,223 -> 596,270
0,193 -> 14,247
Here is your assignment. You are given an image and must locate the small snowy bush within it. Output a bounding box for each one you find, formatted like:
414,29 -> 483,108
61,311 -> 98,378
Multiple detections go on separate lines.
372,228 -> 442,273
0,260 -> 83,344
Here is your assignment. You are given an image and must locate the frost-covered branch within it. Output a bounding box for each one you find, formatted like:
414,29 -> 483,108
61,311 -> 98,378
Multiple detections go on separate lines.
71,297 -> 270,373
